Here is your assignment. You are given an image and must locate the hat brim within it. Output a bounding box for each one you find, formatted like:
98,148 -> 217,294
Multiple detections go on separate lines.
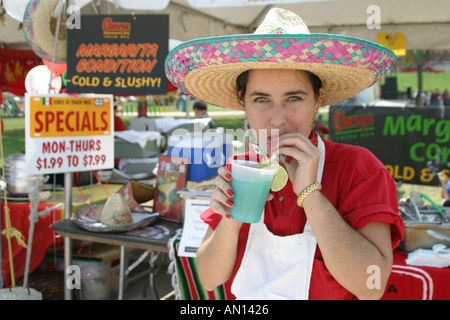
165,33 -> 395,109
73,203 -> 160,233
23,0 -> 67,64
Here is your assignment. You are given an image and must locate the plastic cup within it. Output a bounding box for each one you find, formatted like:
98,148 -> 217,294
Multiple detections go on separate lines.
229,159 -> 277,223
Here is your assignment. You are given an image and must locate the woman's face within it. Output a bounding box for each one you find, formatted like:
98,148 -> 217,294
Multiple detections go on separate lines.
242,69 -> 321,155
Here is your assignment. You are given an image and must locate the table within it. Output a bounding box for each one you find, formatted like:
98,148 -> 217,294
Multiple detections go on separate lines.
1,183 -> 124,288
51,218 -> 181,300
381,252 -> 450,300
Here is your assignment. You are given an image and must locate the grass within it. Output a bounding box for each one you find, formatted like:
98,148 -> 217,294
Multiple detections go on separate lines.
122,113 -> 246,131
1,117 -> 26,157
121,100 -> 237,114
398,183 -> 441,207
384,71 -> 450,93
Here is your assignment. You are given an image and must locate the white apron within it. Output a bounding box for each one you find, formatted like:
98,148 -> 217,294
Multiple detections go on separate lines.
231,135 -> 325,300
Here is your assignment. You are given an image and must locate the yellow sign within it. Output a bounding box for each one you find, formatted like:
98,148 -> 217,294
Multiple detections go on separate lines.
377,33 -> 406,56
25,94 -> 114,175
28,96 -> 111,138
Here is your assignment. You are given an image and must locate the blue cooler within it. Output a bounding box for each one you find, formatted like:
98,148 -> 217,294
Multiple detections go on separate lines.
167,132 -> 233,182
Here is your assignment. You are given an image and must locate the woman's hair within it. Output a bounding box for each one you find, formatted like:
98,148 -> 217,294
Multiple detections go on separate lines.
236,69 -> 323,106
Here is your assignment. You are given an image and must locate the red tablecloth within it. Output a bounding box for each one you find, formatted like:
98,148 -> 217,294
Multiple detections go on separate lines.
381,252 -> 450,300
1,202 -> 62,287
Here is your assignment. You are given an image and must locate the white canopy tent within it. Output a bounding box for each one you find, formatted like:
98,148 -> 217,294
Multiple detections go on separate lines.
0,0 -> 449,50
0,0 -> 447,299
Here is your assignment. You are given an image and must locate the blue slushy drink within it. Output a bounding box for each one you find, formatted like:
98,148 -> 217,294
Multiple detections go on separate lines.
230,160 -> 277,223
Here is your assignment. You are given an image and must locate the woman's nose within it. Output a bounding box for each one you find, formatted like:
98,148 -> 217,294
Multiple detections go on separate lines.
269,105 -> 286,128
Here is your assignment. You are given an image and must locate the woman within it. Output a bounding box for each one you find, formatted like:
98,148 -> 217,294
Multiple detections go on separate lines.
438,171 -> 450,207
165,8 -> 403,300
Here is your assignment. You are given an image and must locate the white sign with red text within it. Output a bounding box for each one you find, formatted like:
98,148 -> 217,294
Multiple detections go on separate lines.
25,94 -> 114,175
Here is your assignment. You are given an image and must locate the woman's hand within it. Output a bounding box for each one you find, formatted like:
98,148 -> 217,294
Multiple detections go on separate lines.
277,133 -> 321,195
210,166 -> 235,218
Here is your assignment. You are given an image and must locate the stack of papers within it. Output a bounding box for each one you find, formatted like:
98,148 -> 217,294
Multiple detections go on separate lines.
406,244 -> 450,268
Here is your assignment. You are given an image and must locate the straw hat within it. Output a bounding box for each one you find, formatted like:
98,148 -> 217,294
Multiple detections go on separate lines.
100,193 -> 134,226
23,0 -> 67,64
165,8 -> 396,110
73,201 -> 159,233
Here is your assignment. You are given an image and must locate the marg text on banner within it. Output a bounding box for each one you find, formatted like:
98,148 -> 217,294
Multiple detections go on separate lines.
329,105 -> 450,186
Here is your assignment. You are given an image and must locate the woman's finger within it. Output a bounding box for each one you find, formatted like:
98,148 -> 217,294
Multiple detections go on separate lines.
278,133 -> 316,153
209,166 -> 235,217
214,171 -> 235,199
217,166 -> 232,181
210,188 -> 233,217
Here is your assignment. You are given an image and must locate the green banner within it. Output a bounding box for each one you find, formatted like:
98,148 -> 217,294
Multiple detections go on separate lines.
329,106 -> 450,185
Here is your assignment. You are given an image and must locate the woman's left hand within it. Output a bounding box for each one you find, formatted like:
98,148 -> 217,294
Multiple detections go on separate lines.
277,133 -> 321,195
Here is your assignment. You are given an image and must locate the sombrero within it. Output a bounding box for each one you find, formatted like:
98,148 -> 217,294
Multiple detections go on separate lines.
165,8 -> 396,110
73,182 -> 158,233
23,0 -> 67,64
73,193 -> 159,233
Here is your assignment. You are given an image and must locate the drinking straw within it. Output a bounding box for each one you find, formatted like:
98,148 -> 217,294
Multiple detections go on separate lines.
270,133 -> 279,160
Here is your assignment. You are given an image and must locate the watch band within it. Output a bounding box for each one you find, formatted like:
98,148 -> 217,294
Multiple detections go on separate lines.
297,182 -> 322,207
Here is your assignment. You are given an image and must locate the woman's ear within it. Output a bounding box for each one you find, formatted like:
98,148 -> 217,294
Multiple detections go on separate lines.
238,90 -> 245,106
316,87 -> 324,106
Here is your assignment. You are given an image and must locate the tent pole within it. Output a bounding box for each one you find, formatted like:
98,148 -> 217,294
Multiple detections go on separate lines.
63,172 -> 73,300
48,0 -> 65,93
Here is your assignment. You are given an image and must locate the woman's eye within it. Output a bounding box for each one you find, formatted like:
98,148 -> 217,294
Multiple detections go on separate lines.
288,96 -> 303,102
254,97 -> 268,102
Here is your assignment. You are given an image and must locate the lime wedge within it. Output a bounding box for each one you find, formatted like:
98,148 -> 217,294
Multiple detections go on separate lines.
257,160 -> 288,192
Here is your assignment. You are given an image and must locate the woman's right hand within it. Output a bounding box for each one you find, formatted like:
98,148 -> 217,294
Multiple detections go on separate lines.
198,166 -> 243,290
210,166 -> 236,219
210,166 -> 273,224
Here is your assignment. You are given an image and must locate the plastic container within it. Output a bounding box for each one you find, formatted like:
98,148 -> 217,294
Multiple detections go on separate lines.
75,259 -> 111,300
167,132 -> 233,182
4,153 -> 48,195
230,160 -> 276,223
114,138 -> 160,158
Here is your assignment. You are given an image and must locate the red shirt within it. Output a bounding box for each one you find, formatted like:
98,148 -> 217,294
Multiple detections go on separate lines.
114,115 -> 126,131
201,138 -> 404,300
114,115 -> 126,165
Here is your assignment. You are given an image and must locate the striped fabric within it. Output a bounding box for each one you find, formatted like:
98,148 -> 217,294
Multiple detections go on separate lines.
168,232 -> 229,300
